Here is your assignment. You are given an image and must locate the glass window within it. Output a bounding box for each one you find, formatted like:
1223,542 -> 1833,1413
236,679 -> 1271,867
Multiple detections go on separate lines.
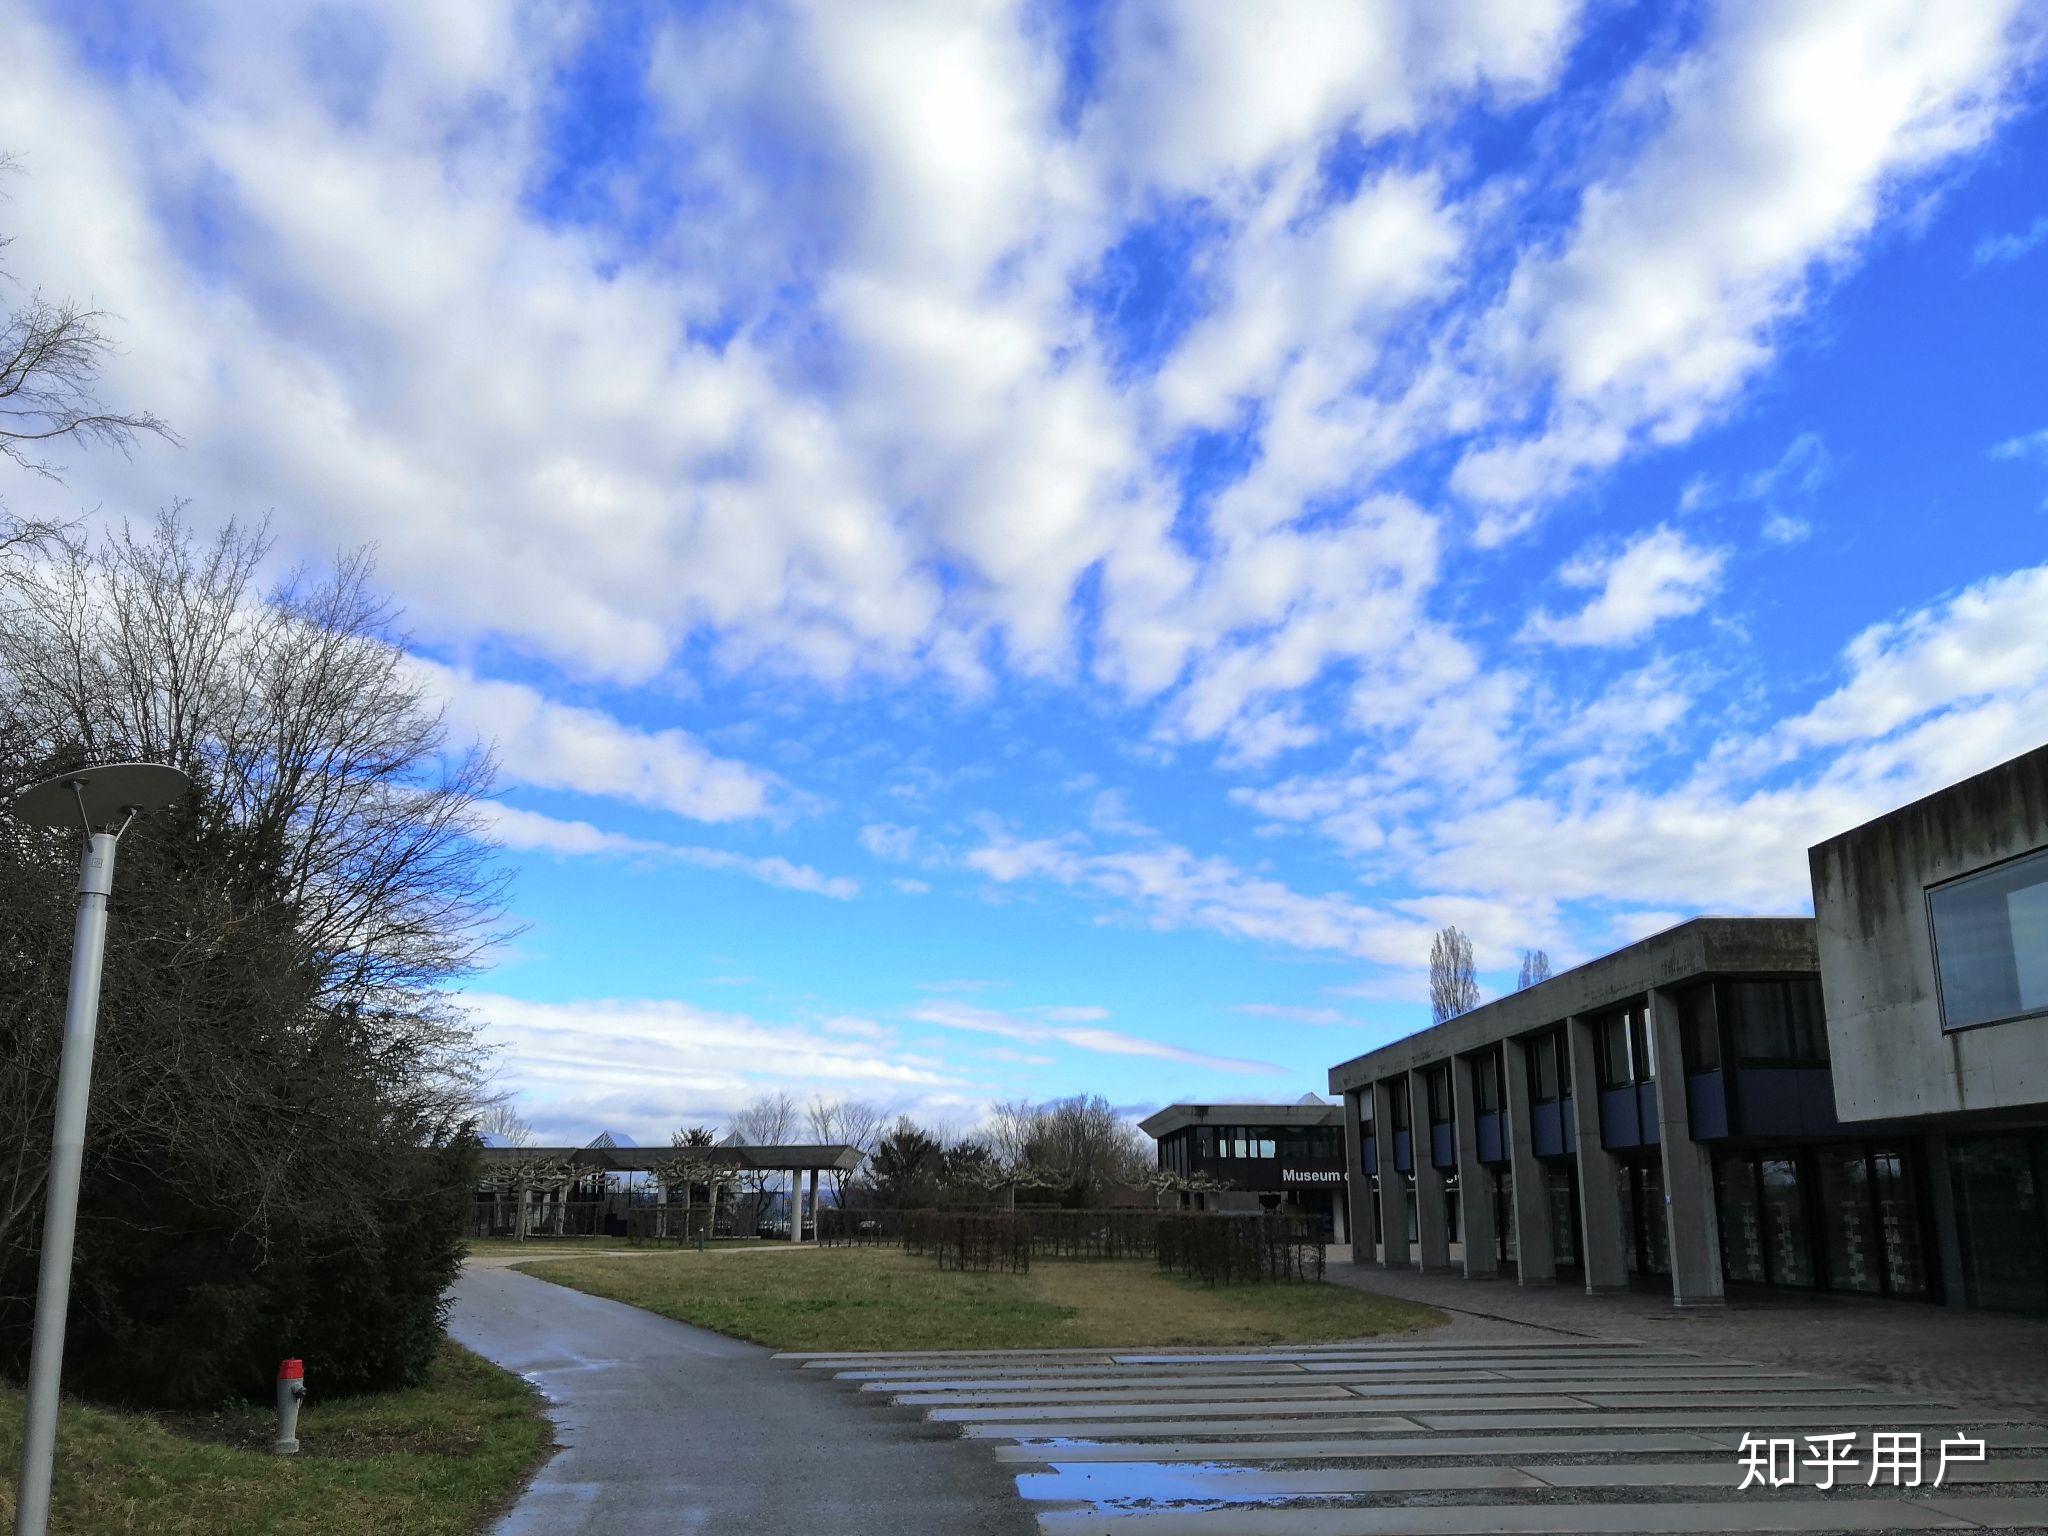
1473,1050 -> 1502,1115
1787,977 -> 1828,1061
1679,983 -> 1720,1072
1951,1134 -> 2048,1313
1631,1006 -> 1655,1081
1426,1065 -> 1451,1126
1546,1165 -> 1578,1267
1195,1126 -> 1212,1157
1558,1032 -> 1573,1098
1258,1137 -> 1276,1159
1715,1153 -> 1765,1283
1444,1173 -> 1461,1244
1872,1149 -> 1929,1299
1816,1145 -> 1882,1294
1530,1035 -> 1559,1102
1389,1083 -> 1410,1132
1929,847 -> 2048,1031
1597,1011 -> 1634,1088
1358,1090 -> 1374,1127
1760,1155 -> 1815,1287
1726,978 -> 1828,1063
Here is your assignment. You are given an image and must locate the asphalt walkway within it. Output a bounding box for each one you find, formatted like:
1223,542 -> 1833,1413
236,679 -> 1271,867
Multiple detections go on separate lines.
448,1264 -> 1032,1536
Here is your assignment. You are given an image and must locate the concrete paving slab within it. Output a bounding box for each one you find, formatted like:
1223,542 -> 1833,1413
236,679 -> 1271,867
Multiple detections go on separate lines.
1918,1496 -> 2048,1524
994,1432 -> 1733,1463
1527,1459 -> 2048,1489
935,1396 -> 1594,1422
1030,1498 -> 1989,1533
897,1386 -> 1360,1406
960,1416 -> 1425,1440
1414,1408 -> 1976,1430
1569,1393 -> 1932,1410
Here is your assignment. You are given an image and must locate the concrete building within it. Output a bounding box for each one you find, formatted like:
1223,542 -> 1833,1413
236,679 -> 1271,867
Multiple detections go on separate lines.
1327,743 -> 2048,1314
1140,1098 -> 1349,1241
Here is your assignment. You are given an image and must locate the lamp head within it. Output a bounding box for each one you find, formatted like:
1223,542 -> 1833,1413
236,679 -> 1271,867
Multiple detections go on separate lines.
11,762 -> 191,832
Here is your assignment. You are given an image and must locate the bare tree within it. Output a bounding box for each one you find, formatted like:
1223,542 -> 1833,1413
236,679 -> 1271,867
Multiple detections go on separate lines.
476,1100 -> 533,1148
1429,926 -> 1480,1024
651,1129 -> 728,1240
2,156 -> 175,491
1516,949 -> 1553,990
0,511 -> 507,1399
804,1095 -> 883,1206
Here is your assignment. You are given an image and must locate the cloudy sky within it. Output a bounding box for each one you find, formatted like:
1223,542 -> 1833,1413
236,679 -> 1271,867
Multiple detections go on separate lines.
5,0 -> 2046,1145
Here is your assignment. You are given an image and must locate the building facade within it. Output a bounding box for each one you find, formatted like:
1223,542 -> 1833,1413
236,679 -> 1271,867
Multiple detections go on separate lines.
1326,743 -> 2048,1314
1140,1099 -> 1350,1241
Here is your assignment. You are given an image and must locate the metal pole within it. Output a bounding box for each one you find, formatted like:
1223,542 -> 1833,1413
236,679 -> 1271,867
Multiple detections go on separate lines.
13,831 -> 118,1536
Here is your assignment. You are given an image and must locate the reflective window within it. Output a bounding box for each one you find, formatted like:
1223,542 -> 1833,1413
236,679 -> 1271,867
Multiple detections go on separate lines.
1760,1156 -> 1815,1287
1726,977 -> 1829,1063
1473,1049 -> 1503,1115
1817,1145 -> 1881,1294
1951,1134 -> 2048,1313
1530,1034 -> 1559,1102
1929,847 -> 2048,1032
1715,1154 -> 1765,1283
1679,983 -> 1720,1073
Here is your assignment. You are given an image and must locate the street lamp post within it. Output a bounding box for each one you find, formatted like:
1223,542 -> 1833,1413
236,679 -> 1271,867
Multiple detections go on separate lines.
9,762 -> 190,1536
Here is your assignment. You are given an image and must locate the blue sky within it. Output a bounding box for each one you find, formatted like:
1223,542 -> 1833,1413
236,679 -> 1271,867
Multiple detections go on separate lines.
5,0 -> 2046,1143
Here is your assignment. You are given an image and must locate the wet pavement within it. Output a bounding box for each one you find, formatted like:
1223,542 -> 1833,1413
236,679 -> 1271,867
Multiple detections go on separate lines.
447,1264 -> 1031,1535
779,1336 -> 2048,1534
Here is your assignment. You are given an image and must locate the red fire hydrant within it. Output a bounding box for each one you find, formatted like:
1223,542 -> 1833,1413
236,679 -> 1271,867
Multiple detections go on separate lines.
275,1359 -> 306,1454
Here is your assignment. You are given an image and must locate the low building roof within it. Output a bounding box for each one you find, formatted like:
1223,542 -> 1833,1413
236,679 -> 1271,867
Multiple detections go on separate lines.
1326,915 -> 1816,1095
480,1142 -> 864,1173
1139,1101 -> 1344,1138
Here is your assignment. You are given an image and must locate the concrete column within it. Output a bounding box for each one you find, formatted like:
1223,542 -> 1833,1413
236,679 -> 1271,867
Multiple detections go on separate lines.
807,1167 -> 820,1243
788,1169 -> 803,1243
1450,1054 -> 1498,1278
1923,1134 -> 1970,1309
1412,1070 -> 1452,1274
1332,1184 -> 1348,1245
1342,1089 -> 1369,1266
1502,1034 -> 1556,1283
1371,1079 -> 1409,1268
1648,987 -> 1725,1307
1566,1013 -> 1630,1293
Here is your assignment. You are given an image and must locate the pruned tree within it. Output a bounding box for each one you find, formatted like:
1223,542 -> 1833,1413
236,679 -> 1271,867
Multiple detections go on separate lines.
1139,1167 -> 1226,1209
651,1128 -> 727,1240
1516,949 -> 1553,990
480,1151 -> 574,1240
1429,926 -> 1480,1024
2,156 -> 175,496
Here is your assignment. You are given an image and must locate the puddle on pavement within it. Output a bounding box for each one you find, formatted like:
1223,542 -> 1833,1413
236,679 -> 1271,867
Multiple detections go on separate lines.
1016,1461 -> 1329,1510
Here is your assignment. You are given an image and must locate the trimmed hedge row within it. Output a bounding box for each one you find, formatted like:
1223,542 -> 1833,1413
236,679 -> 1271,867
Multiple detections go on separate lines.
1154,1212 -> 1326,1285
817,1206 -> 1327,1283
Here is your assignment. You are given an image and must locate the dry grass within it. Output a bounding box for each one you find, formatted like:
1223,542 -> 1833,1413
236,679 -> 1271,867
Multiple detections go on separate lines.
521,1246 -> 1445,1352
0,1342 -> 549,1535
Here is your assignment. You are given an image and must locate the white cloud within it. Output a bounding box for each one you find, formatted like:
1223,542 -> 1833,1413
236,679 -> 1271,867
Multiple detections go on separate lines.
909,1001 -> 1285,1077
1457,0 -> 2033,519
1785,562 -> 2048,749
1233,1003 -> 1354,1027
1974,214 -> 2048,265
1522,527 -> 1727,647
1991,428 -> 2048,462
859,822 -> 921,861
480,803 -> 858,899
467,991 -> 967,1145
414,660 -> 776,823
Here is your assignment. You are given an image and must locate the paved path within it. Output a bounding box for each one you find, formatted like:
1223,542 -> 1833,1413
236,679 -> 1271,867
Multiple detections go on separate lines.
448,1265 -> 1032,1535
1323,1262 -> 2048,1418
783,1337 -> 2048,1534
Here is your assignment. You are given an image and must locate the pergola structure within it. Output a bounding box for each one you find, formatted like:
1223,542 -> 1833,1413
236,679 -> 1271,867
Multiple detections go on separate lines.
479,1142 -> 863,1242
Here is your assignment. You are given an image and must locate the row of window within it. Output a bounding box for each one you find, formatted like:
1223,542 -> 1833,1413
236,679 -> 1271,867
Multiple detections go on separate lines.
1169,1125 -> 1343,1162
1354,974 -> 1833,1119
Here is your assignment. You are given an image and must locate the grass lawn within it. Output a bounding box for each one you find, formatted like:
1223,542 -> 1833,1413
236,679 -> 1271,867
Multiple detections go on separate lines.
519,1247 -> 1444,1352
465,1235 -> 765,1260
0,1341 -> 549,1536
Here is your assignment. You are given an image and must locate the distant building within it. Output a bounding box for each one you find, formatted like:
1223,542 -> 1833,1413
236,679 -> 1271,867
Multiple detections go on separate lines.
1139,1096 -> 1349,1241
1326,742 -> 2048,1314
